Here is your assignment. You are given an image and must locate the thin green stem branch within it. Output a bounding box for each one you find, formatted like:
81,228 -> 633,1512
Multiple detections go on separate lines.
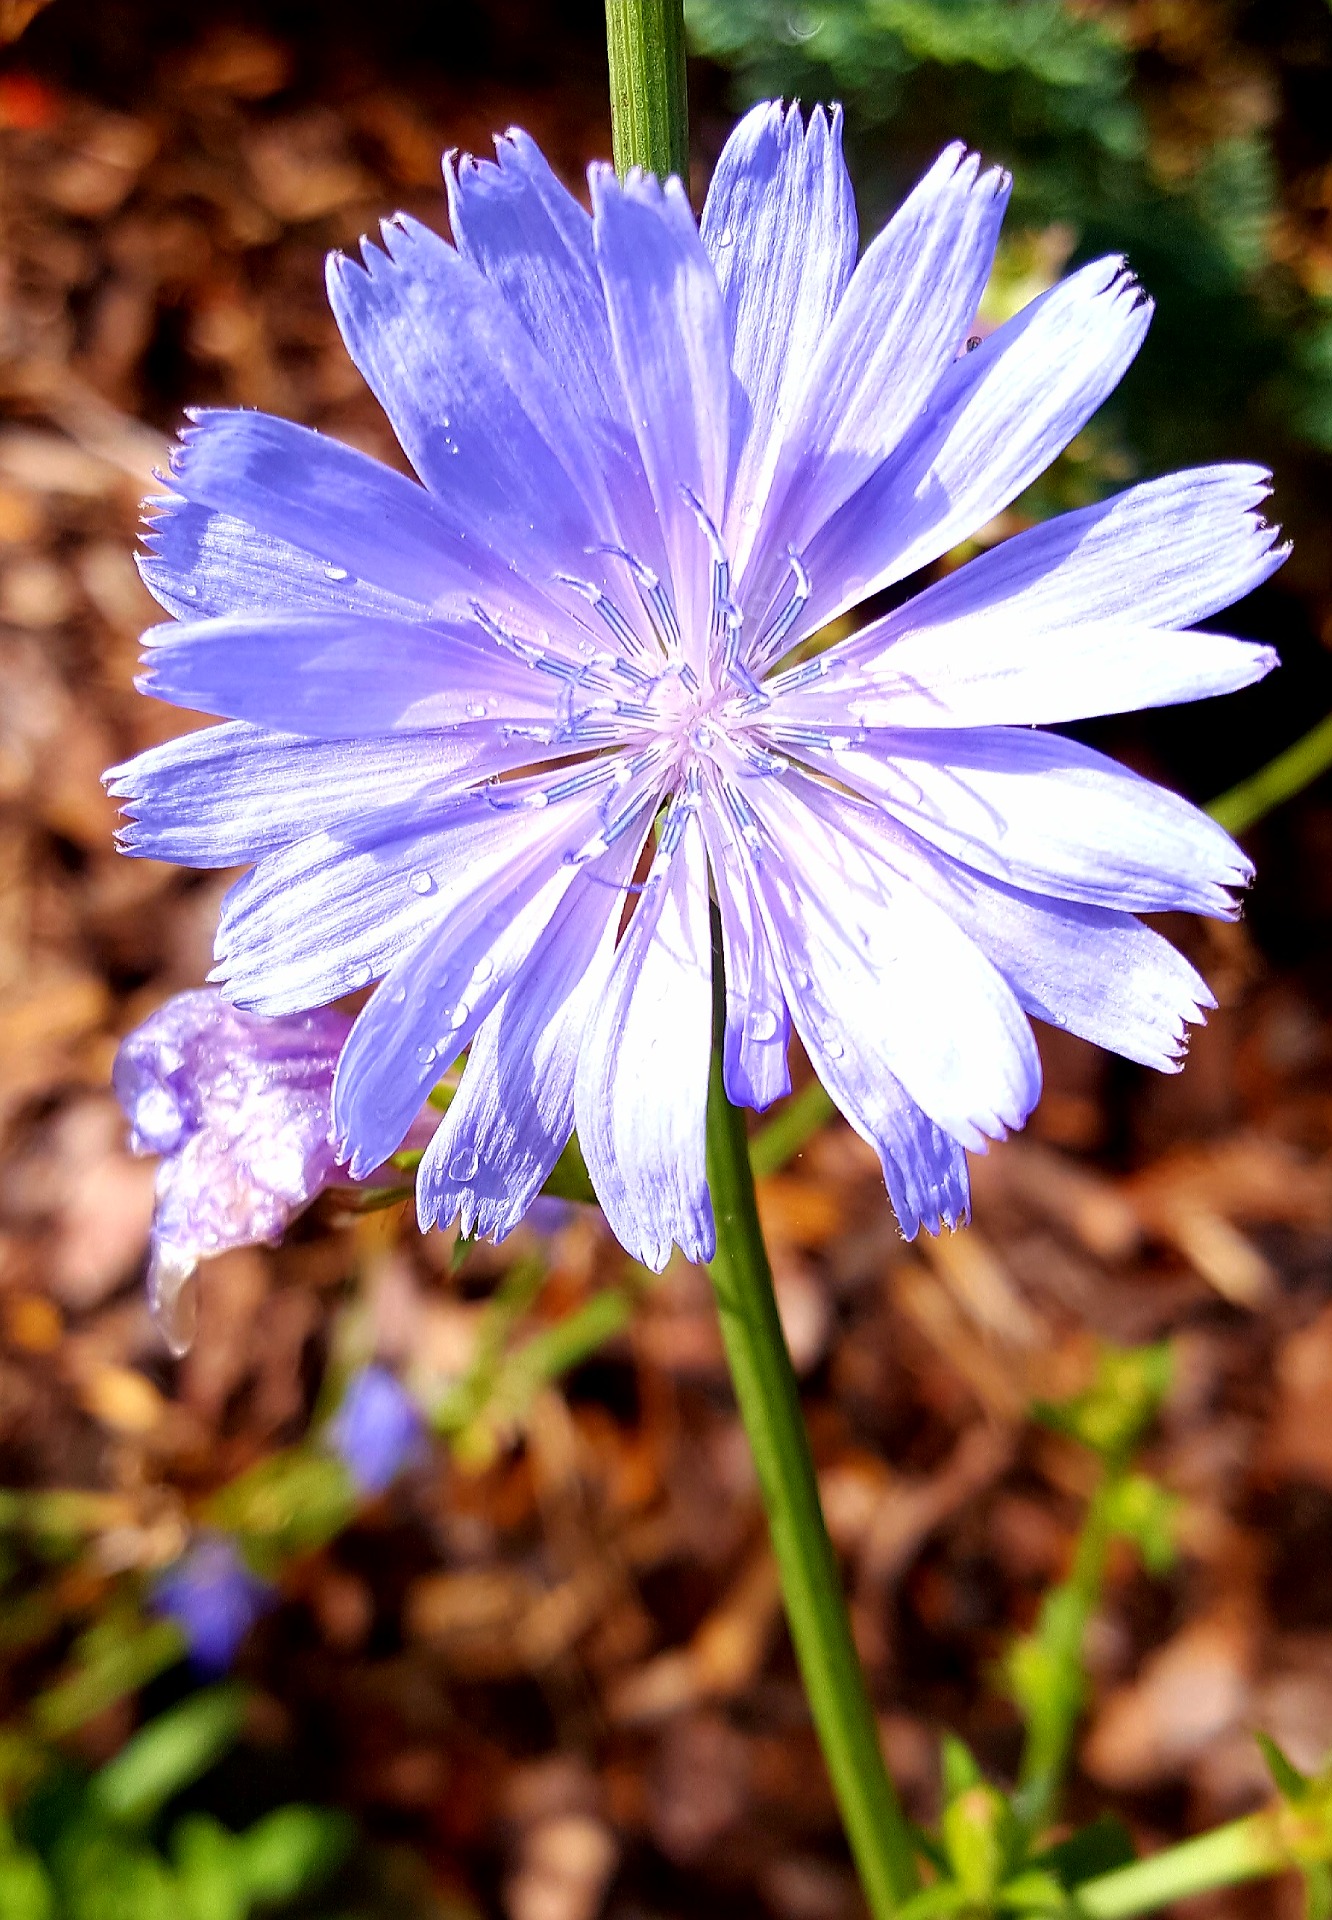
1076,1803 -> 1311,1918
1208,709 -> 1332,836
604,0 -> 689,179
1013,1481 -> 1113,1838
750,1080 -> 835,1178
706,949 -> 919,1917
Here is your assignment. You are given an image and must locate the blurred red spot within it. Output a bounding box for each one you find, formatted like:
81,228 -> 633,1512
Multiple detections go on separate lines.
0,70 -> 59,129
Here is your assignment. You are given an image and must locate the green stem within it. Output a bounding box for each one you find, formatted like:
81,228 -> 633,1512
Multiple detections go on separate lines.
1207,709 -> 1332,836
1013,1479 -> 1114,1838
1076,1804 -> 1312,1918
706,958 -> 919,1916
604,0 -> 690,179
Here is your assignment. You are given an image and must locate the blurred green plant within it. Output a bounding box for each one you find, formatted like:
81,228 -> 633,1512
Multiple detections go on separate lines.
884,1341 -> 1332,1918
686,0 -> 1332,493
0,1688 -> 350,1920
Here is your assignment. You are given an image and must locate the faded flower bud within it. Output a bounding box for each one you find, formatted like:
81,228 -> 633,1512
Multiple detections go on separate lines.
114,989 -> 351,1354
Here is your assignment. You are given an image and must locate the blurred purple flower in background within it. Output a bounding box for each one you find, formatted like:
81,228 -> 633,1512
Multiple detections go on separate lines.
152,1534 -> 274,1675
328,1364 -> 426,1495
113,989 -> 350,1352
107,104 -> 1284,1270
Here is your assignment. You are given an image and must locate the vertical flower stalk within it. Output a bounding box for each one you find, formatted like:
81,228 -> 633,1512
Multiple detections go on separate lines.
603,4 -> 919,1902
706,933 -> 920,1913
604,0 -> 689,179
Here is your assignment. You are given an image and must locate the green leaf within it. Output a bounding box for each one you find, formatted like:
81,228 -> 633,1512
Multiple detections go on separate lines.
32,1621 -> 186,1741
1101,1474 -> 1177,1575
89,1688 -> 247,1828
0,1846 -> 55,1920
50,1820 -> 180,1920
1035,1814 -> 1137,1888
941,1734 -> 984,1803
1032,1343 -> 1171,1463
237,1805 -> 353,1903
995,1866 -> 1068,1912
171,1813 -> 247,1920
206,1448 -> 356,1568
942,1781 -> 1018,1902
1304,1860 -> 1332,1920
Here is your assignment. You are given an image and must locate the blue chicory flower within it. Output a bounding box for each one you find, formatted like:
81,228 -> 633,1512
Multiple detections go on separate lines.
328,1364 -> 426,1495
152,1534 -> 274,1675
105,104 -> 1284,1270
114,989 -> 350,1352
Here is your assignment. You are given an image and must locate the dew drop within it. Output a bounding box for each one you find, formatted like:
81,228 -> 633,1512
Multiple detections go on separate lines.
823,1035 -> 845,1061
791,968 -> 811,991
449,1001 -> 470,1029
148,1243 -> 199,1358
410,870 -> 436,895
466,702 -> 487,719
348,962 -> 373,989
525,789 -> 549,809
448,1146 -> 479,1182
415,1042 -> 438,1067
748,1008 -> 779,1042
472,956 -> 494,984
323,564 -> 349,582
180,583 -> 198,599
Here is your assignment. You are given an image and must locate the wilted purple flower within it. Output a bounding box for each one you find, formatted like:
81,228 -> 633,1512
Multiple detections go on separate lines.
152,1534 -> 273,1674
328,1364 -> 426,1494
114,989 -> 349,1352
106,104 -> 1283,1270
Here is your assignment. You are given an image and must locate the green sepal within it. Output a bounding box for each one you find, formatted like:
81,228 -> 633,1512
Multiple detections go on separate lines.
540,1134 -> 598,1206
348,1183 -> 414,1213
1256,1732 -> 1310,1802
942,1779 -> 1021,1903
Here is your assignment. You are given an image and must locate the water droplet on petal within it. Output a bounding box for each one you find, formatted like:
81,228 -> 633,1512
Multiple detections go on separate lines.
349,962 -> 373,989
466,702 -> 487,719
448,1146 -> 479,1182
449,1002 -> 470,1029
148,1242 -> 199,1358
791,968 -> 811,991
748,1008 -> 779,1042
180,583 -> 198,599
525,789 -> 549,809
823,1035 -> 845,1061
416,1042 -> 438,1067
410,870 -> 435,895
323,564 -> 349,582
472,957 -> 494,984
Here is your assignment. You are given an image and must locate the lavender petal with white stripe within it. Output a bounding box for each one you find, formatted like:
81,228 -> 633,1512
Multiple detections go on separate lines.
107,105 -> 1284,1269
